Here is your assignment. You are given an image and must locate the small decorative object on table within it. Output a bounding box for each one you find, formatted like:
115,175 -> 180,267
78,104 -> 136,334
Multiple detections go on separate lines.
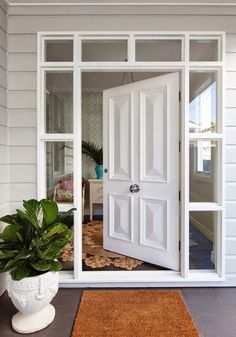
82,141 -> 103,179
0,199 -> 75,334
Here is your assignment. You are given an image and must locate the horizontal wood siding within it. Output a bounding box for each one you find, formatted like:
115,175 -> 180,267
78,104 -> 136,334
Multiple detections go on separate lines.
6,5 -> 236,279
0,1 -> 8,217
225,34 -> 236,274
0,0 -> 7,296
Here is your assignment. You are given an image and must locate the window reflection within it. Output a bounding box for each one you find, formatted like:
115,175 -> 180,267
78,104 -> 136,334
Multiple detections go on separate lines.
46,142 -> 74,202
46,72 -> 73,134
189,72 -> 217,133
189,211 -> 217,270
189,141 -> 217,202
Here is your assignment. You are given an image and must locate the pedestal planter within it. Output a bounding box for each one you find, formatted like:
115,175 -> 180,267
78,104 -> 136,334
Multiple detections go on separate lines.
7,271 -> 59,334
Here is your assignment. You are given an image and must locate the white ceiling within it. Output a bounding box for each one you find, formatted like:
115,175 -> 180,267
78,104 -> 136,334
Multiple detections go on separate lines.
6,0 -> 236,5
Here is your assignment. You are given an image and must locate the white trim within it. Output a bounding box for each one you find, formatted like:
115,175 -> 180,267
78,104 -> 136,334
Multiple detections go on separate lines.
37,31 -> 225,286
7,2 -> 236,7
189,202 -> 223,211
39,31 -> 226,36
189,133 -> 223,139
59,269 -> 224,285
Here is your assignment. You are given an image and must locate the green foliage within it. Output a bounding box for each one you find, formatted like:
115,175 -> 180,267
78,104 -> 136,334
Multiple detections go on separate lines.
0,199 -> 75,281
82,141 -> 103,165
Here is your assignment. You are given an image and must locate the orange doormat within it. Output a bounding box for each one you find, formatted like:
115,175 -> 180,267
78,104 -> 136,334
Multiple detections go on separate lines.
71,290 -> 199,337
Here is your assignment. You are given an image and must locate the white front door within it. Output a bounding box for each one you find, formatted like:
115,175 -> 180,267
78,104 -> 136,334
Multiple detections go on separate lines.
103,73 -> 179,271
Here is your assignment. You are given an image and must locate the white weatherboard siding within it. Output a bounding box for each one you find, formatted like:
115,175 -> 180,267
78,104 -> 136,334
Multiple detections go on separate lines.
0,0 -> 8,296
226,34 -> 236,276
5,4 -> 236,284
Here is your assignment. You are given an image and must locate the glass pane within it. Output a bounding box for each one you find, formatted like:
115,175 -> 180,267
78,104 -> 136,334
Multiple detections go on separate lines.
136,39 -> 182,62
59,212 -> 74,271
189,140 -> 218,202
82,40 -> 127,62
46,142 -> 73,202
46,72 -> 73,133
189,72 -> 217,133
190,39 -> 219,61
189,211 -> 218,270
45,40 -> 73,62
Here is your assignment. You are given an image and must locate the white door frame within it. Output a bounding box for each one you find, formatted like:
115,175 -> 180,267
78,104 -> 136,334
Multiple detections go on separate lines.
37,31 -> 225,286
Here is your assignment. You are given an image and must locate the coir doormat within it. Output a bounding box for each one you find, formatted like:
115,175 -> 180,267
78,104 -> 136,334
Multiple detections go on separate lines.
71,290 -> 199,337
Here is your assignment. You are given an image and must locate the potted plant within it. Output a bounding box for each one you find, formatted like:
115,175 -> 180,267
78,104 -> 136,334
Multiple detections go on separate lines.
0,198 -> 75,334
82,141 -> 103,179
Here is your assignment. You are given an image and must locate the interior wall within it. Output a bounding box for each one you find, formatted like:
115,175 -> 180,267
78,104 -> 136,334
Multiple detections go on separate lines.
0,0 -> 8,296
189,146 -> 214,240
6,5 -> 236,278
82,92 -> 103,180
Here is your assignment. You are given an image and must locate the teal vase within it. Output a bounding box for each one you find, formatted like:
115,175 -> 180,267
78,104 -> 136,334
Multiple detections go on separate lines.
95,165 -> 103,179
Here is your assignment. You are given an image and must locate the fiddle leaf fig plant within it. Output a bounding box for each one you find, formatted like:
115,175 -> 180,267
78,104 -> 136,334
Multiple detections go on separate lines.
0,199 -> 75,281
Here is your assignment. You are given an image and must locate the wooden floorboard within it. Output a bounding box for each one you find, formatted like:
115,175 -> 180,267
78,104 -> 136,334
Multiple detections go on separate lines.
1,287 -> 236,337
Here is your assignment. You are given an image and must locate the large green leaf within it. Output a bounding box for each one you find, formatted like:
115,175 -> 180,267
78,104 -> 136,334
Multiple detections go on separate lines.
4,248 -> 32,269
0,224 -> 21,242
31,261 -> 51,271
44,223 -> 68,239
16,209 -> 26,220
39,230 -> 73,260
11,263 -> 32,281
0,260 -> 10,272
0,250 -> 17,259
0,242 -> 21,250
40,199 -> 58,227
23,199 -> 44,231
57,208 -> 76,224
50,260 -> 62,271
0,214 -> 19,226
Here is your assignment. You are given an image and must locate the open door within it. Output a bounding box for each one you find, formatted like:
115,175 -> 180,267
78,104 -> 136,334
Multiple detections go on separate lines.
103,73 -> 179,271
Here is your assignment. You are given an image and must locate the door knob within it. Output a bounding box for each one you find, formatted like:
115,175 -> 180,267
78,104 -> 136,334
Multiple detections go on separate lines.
129,184 -> 140,193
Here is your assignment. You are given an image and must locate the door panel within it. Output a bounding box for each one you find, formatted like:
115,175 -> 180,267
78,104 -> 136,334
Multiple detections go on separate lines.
109,194 -> 133,243
103,72 -> 179,271
109,95 -> 133,181
140,197 -> 168,251
140,87 -> 167,182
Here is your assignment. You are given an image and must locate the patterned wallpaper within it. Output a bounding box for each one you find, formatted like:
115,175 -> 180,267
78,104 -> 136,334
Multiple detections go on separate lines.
82,92 -> 103,180
46,92 -> 73,133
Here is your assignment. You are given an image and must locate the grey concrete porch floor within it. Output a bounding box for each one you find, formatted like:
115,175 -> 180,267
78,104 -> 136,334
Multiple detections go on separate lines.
1,288 -> 236,337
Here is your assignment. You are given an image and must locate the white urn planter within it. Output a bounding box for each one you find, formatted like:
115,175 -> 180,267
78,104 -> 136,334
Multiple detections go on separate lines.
7,271 -> 59,334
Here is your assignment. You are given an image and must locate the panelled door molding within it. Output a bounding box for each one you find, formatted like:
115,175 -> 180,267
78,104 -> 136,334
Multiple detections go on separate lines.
103,73 -> 180,271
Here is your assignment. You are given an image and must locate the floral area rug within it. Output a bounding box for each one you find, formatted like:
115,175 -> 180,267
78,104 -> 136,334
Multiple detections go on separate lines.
61,222 -> 200,270
82,221 -> 144,270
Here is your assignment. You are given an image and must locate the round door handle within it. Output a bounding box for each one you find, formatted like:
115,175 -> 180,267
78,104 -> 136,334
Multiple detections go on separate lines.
129,184 -> 140,193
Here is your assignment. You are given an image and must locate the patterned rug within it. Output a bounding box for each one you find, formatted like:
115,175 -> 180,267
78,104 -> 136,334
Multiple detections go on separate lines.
61,221 -> 200,270
82,221 -> 144,270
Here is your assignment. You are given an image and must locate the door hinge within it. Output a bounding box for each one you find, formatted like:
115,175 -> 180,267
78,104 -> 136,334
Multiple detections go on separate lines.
179,91 -> 181,102
179,190 -> 181,202
179,241 -> 181,251
179,141 -> 181,152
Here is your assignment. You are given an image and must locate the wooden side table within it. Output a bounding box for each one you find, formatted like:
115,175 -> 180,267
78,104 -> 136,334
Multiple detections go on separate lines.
88,179 -> 103,221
